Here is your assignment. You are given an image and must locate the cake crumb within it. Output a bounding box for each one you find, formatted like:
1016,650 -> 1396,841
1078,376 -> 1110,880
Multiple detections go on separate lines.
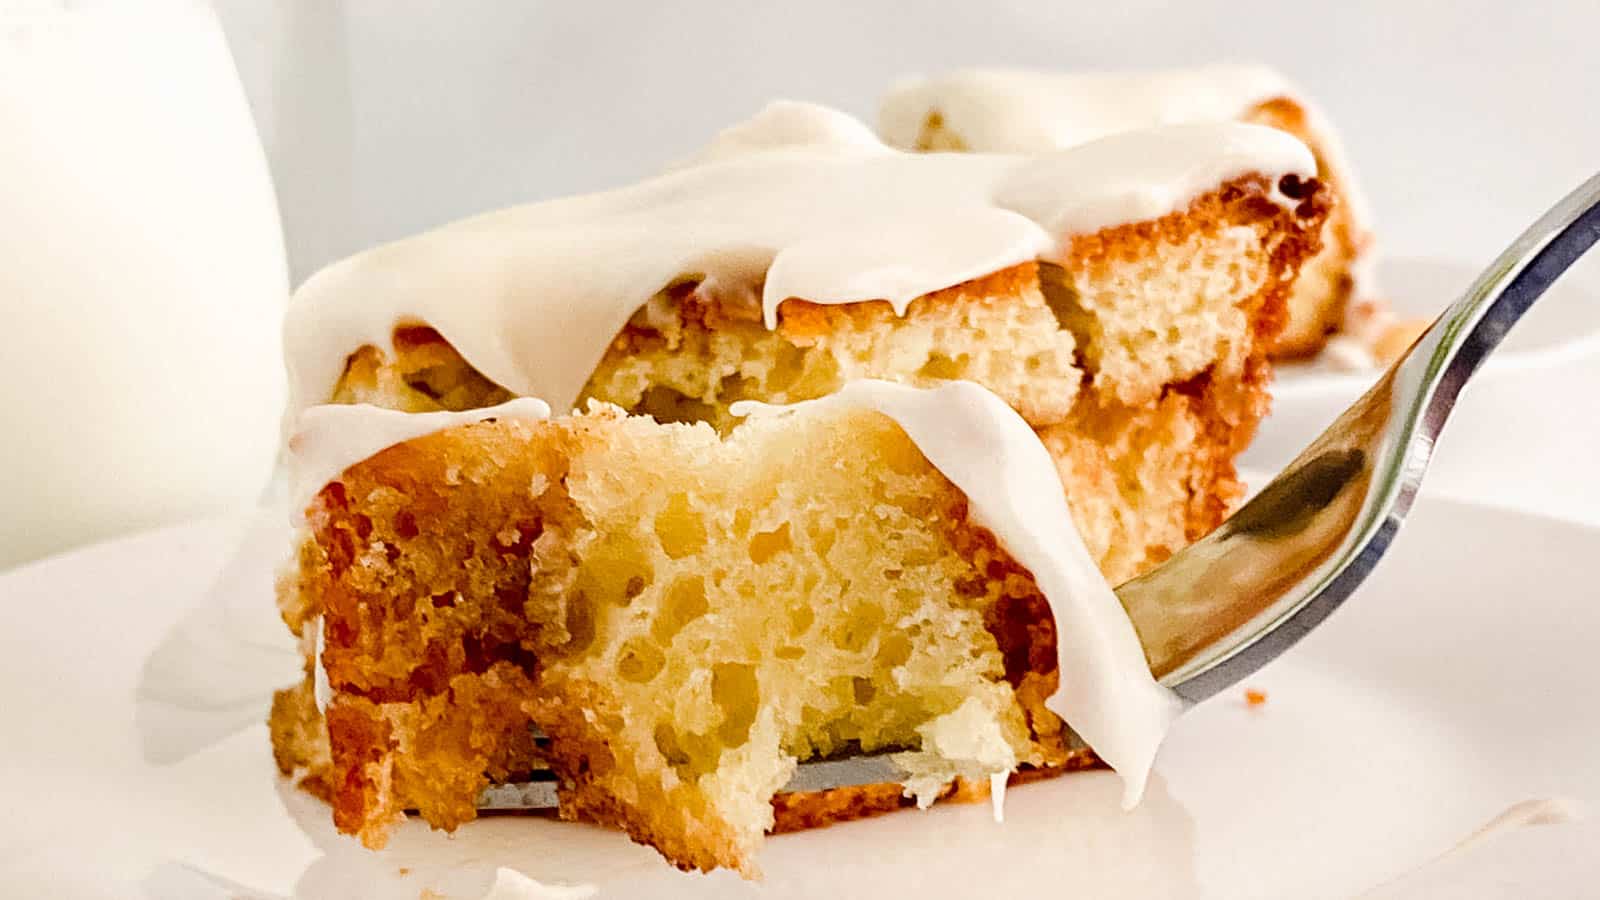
1244,687 -> 1268,707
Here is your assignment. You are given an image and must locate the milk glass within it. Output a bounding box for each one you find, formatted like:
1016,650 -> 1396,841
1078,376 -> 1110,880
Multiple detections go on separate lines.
0,0 -> 288,568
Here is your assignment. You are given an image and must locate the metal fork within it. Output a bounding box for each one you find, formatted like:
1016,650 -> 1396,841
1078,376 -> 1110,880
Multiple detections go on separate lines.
481,172 -> 1600,808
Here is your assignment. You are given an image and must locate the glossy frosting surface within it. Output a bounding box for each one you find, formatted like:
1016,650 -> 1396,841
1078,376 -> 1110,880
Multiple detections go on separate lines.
879,64 -> 1296,153
286,397 -> 552,514
735,380 -> 1187,804
279,100 -> 1314,803
283,101 -> 1314,416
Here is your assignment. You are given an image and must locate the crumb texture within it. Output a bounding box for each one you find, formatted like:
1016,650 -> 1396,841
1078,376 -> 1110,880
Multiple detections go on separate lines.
911,96 -> 1364,358
332,180 -> 1324,586
273,177 -> 1327,874
283,407 -> 1072,874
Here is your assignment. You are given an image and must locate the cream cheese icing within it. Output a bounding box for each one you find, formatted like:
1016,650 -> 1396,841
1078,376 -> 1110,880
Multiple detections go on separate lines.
733,379 -> 1188,807
289,379 -> 1185,804
279,101 -> 1300,809
285,397 -> 552,515
880,64 -> 1301,153
312,615 -> 330,711
878,65 -> 1374,286
990,771 -> 1008,823
289,398 -> 552,716
876,64 -> 1388,360
282,101 -> 1315,419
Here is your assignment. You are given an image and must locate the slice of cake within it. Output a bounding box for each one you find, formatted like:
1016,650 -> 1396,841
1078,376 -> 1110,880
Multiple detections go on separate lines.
879,64 -> 1375,358
270,102 -> 1330,875
276,382 -> 1185,876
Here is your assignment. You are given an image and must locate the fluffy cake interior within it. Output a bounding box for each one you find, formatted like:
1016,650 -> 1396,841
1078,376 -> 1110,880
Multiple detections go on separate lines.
330,176 -> 1325,585
277,405 -> 1075,875
273,175 -> 1329,874
1240,98 -> 1369,356
909,99 -> 1364,358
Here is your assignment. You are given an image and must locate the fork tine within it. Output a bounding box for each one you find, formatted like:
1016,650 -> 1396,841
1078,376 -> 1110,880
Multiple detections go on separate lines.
474,750 -> 908,810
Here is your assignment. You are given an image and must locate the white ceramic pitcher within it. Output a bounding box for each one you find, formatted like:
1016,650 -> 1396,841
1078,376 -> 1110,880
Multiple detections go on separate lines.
0,0 -> 288,568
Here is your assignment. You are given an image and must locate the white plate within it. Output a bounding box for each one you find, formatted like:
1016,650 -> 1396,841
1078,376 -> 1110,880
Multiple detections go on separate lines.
1246,256 -> 1600,475
1280,257 -> 1600,390
2,498 -> 1597,900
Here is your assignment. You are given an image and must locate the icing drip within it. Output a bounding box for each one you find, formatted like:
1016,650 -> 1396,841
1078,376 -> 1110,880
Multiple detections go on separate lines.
283,102 -> 1314,418
670,99 -> 887,168
280,101 -> 1306,805
734,380 -> 1188,807
990,772 -> 1008,824
312,617 -> 330,711
292,380 -> 1184,802
288,397 -> 552,717
878,65 -> 1376,305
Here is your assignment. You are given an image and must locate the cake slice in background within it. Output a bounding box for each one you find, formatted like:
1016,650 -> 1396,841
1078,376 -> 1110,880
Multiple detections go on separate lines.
271,102 -> 1330,875
880,64 -> 1377,359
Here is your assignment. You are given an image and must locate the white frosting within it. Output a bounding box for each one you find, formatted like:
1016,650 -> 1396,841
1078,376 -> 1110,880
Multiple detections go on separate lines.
669,99 -> 886,169
291,378 -> 1184,802
283,102 -> 1315,417
734,380 -> 1188,806
880,64 -> 1299,153
990,772 -> 1008,824
312,616 -> 331,711
280,102 -> 1304,805
289,398 -> 552,717
879,65 -> 1374,286
285,397 -> 552,515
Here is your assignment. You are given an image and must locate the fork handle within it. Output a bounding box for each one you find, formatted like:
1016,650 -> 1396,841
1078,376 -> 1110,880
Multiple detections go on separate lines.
1120,171 -> 1600,703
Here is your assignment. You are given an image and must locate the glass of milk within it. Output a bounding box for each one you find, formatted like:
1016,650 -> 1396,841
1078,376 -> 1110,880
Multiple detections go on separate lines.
0,0 -> 288,568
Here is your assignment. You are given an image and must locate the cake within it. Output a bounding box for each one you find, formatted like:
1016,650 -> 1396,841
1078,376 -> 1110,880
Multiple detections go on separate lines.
879,64 -> 1377,358
269,101 -> 1330,875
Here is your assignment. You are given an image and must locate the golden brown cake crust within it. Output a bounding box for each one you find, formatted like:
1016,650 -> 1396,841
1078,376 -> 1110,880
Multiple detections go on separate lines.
328,175 -> 1325,583
272,674 -> 1100,842
1242,96 -> 1371,357
766,752 -> 1102,834
273,175 -> 1328,875
906,92 -> 1363,360
277,408 -> 1082,874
